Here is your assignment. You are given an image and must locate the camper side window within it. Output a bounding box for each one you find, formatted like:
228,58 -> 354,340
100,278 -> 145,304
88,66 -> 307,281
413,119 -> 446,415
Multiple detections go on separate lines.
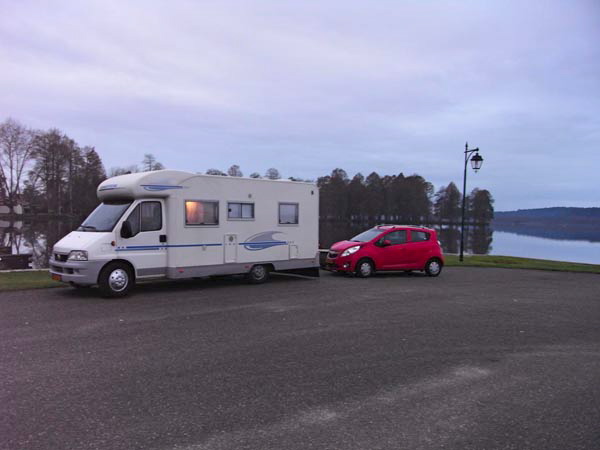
123,201 -> 162,237
141,202 -> 162,232
228,202 -> 254,220
279,203 -> 299,225
185,200 -> 219,225
125,205 -> 141,236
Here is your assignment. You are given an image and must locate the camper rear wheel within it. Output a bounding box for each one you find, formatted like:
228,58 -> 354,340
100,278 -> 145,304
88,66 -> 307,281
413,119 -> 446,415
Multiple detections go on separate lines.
248,264 -> 270,284
98,262 -> 134,298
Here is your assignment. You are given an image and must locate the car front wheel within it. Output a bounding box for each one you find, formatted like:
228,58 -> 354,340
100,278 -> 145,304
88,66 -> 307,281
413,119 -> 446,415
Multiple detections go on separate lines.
355,259 -> 375,278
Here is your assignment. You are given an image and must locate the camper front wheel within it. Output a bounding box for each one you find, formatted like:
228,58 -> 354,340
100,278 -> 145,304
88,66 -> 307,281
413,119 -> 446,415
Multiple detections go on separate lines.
99,262 -> 134,297
248,264 -> 270,284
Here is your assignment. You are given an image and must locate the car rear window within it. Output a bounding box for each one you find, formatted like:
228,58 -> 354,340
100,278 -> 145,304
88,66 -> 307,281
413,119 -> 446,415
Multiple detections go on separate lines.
411,231 -> 430,242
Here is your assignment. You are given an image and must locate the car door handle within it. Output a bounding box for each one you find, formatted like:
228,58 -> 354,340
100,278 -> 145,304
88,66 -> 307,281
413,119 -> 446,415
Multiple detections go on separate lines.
159,234 -> 167,243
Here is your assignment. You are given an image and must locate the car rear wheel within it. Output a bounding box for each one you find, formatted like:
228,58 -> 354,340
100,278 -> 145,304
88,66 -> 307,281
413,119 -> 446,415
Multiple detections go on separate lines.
248,264 -> 270,284
355,259 -> 375,278
98,262 -> 134,298
425,258 -> 443,277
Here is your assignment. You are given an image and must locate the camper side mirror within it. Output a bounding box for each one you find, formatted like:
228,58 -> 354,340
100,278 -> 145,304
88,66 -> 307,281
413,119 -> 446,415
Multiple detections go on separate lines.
120,221 -> 133,239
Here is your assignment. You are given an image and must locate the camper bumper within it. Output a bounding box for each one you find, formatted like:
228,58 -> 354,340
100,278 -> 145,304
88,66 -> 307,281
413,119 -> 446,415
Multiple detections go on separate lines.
49,258 -> 107,286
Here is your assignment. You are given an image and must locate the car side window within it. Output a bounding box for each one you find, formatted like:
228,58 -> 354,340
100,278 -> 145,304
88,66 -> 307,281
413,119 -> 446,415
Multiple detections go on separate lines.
384,230 -> 407,245
411,231 -> 430,242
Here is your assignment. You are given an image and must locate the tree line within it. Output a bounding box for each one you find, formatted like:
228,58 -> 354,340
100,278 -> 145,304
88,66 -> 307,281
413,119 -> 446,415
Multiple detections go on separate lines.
1,118 -> 493,224
318,168 -> 494,224
0,119 -> 105,215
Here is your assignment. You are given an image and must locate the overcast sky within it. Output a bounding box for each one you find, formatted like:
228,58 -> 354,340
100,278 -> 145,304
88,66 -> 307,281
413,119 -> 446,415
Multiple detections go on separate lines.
1,0 -> 598,210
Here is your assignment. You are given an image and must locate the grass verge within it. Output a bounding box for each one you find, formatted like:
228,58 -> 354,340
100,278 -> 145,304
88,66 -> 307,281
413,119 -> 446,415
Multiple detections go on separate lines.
0,270 -> 61,291
444,254 -> 600,274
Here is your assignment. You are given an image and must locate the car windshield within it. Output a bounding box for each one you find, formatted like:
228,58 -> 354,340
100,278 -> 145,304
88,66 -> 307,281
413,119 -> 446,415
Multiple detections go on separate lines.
77,201 -> 132,232
350,228 -> 383,242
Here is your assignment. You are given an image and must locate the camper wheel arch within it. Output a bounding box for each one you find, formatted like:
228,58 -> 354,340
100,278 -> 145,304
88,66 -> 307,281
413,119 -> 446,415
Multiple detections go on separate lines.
98,259 -> 136,285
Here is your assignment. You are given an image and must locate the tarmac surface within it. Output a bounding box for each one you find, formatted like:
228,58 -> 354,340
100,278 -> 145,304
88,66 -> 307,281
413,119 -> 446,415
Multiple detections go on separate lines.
1,268 -> 600,450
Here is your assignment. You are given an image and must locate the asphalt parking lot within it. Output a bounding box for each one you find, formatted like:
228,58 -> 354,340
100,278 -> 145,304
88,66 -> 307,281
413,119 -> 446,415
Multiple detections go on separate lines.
1,268 -> 599,450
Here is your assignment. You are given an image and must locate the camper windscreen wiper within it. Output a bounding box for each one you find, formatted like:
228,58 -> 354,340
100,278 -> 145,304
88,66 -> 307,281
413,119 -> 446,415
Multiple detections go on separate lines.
78,225 -> 97,231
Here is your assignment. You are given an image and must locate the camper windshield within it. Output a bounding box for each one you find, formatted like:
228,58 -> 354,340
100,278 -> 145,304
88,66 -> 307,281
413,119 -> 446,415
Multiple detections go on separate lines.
78,201 -> 132,232
350,228 -> 383,242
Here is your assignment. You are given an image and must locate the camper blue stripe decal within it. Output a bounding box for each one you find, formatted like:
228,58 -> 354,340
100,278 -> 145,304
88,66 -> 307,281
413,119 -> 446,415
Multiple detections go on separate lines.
239,241 -> 287,250
140,184 -> 184,191
116,247 -> 163,251
164,243 -> 222,248
115,232 -> 289,252
115,243 -> 222,251
99,184 -> 119,191
241,231 -> 288,251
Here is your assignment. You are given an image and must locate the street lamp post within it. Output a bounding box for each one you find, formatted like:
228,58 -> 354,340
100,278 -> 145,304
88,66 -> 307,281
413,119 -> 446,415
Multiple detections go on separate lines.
460,142 -> 484,262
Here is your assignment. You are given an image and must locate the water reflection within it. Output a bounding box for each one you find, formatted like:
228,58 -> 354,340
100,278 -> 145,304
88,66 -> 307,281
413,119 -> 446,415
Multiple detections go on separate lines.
1,218 -> 79,269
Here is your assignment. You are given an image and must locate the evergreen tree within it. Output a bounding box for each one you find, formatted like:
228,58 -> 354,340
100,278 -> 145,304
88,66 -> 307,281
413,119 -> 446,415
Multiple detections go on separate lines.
434,182 -> 461,223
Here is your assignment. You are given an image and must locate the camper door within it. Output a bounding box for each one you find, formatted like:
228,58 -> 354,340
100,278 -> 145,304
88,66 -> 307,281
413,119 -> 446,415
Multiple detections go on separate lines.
116,200 -> 167,276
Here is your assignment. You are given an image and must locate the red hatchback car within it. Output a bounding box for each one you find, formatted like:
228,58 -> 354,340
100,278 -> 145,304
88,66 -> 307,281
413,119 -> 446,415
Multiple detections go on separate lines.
324,225 -> 444,278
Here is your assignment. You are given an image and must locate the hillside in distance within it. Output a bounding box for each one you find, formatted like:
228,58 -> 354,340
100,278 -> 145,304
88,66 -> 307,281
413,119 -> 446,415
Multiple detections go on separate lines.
493,207 -> 600,242
495,207 -> 600,220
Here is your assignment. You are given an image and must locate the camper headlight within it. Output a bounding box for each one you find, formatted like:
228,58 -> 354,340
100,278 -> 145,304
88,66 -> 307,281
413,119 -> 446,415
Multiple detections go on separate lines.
68,250 -> 88,261
341,246 -> 361,257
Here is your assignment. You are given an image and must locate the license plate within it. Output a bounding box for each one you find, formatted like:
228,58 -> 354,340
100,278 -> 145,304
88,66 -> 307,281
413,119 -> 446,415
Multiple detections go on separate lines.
51,274 -> 62,282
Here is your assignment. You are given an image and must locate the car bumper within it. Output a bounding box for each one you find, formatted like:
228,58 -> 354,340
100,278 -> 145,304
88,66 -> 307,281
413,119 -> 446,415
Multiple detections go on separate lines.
49,258 -> 107,286
323,257 -> 355,273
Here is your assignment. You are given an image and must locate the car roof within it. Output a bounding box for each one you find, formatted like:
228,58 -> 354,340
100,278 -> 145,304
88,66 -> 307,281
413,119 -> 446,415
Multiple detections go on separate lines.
375,224 -> 436,232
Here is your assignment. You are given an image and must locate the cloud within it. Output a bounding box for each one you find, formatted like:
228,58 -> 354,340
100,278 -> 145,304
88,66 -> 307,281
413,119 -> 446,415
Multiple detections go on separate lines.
1,0 -> 599,209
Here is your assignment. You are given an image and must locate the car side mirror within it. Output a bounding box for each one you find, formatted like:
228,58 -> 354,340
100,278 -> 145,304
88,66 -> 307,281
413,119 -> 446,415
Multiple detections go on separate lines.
120,221 -> 133,239
382,239 -> 392,247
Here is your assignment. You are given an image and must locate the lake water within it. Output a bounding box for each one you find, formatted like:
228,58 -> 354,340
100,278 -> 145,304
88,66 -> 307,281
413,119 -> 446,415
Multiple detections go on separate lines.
1,219 -> 599,268
489,231 -> 600,265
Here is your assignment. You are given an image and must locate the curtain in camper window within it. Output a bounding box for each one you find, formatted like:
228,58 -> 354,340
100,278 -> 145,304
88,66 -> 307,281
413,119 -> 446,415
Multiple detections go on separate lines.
279,203 -> 299,224
186,201 -> 219,225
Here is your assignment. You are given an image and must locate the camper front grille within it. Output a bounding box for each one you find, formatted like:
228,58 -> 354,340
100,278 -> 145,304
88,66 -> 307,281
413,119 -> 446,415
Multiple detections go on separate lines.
54,253 -> 68,262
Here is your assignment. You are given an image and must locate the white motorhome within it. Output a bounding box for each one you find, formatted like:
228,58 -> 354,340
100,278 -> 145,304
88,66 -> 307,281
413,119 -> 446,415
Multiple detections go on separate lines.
50,170 -> 320,296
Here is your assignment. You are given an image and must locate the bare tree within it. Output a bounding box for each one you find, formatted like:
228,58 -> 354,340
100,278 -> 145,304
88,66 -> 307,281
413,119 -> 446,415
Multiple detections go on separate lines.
141,153 -> 164,171
29,129 -> 73,214
227,165 -> 243,177
0,119 -> 35,211
109,165 -> 139,177
265,168 -> 281,180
